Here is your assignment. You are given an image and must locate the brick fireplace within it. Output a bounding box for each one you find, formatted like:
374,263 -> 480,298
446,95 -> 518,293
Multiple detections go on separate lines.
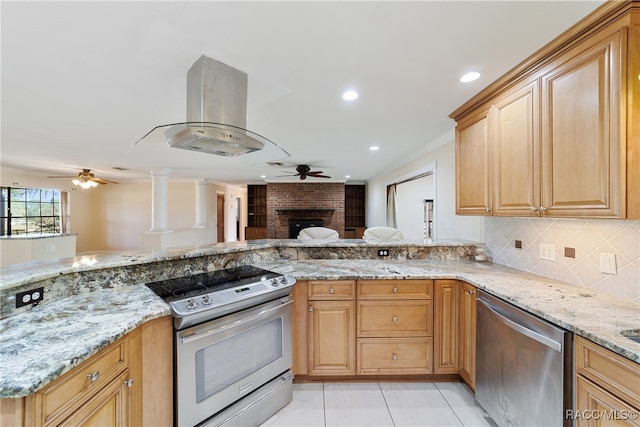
267,183 -> 345,239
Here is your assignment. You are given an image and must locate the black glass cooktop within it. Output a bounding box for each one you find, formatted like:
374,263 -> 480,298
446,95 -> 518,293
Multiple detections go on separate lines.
145,265 -> 281,302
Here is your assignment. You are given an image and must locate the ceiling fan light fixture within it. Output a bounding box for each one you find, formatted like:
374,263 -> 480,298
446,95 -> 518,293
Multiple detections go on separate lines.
73,179 -> 98,189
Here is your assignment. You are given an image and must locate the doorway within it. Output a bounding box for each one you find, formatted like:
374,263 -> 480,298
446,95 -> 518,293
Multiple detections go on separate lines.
217,193 -> 225,243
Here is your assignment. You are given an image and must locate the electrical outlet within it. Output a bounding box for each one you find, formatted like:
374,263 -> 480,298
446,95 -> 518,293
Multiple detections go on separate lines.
444,220 -> 454,229
15,287 -> 44,308
564,247 -> 576,258
515,240 -> 522,249
539,243 -> 556,261
378,249 -> 390,257
599,253 -> 617,274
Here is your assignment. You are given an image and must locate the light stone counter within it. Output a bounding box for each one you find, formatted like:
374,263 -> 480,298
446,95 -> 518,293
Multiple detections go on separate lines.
1,240 -> 638,399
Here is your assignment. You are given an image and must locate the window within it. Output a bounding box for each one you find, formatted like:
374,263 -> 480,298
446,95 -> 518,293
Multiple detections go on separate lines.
0,187 -> 61,236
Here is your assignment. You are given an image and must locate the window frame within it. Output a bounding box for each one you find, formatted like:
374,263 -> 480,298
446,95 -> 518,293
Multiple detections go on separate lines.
1,186 -> 62,236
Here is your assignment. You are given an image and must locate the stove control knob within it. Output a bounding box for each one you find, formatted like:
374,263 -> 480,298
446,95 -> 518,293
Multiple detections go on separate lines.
186,299 -> 198,310
279,277 -> 288,284
270,278 -> 279,287
201,295 -> 213,305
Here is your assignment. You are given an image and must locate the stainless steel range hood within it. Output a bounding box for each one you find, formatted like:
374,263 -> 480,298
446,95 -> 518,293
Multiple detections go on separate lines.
136,55 -> 289,162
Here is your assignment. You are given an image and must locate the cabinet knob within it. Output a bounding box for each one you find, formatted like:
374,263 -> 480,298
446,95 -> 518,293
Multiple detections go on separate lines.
329,288 -> 334,294
87,371 -> 100,382
485,208 -> 492,212
539,206 -> 547,212
393,287 -> 398,293
529,207 -> 538,212
392,316 -> 398,323
468,289 -> 475,295
308,306 -> 314,312
392,353 -> 398,360
124,379 -> 134,388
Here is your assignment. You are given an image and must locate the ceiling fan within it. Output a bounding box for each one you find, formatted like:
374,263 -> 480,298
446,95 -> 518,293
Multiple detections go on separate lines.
48,169 -> 119,188
279,165 -> 331,180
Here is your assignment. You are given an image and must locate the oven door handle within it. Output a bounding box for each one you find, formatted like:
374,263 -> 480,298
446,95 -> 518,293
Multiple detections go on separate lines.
180,299 -> 293,344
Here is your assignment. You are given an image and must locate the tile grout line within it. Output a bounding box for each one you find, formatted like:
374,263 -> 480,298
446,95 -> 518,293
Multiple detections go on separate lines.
433,382 -> 465,427
377,382 -> 397,427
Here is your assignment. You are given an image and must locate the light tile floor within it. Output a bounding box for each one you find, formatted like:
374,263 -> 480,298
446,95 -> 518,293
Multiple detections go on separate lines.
262,382 -> 496,427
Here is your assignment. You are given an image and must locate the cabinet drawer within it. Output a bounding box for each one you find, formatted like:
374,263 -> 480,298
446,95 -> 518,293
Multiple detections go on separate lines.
357,338 -> 433,374
32,338 -> 129,424
357,301 -> 433,337
575,336 -> 640,409
358,280 -> 432,300
308,280 -> 355,300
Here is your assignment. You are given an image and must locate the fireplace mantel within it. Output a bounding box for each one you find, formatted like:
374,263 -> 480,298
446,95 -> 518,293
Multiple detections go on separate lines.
275,208 -> 335,218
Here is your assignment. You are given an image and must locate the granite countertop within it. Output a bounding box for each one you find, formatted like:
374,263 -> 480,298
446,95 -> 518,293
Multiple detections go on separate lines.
1,247 -> 638,399
0,286 -> 170,398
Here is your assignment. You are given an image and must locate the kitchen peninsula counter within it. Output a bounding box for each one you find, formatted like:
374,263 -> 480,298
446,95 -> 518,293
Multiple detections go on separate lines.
1,240 -> 638,399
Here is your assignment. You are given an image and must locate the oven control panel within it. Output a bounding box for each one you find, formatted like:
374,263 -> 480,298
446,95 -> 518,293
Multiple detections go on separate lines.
169,275 -> 296,318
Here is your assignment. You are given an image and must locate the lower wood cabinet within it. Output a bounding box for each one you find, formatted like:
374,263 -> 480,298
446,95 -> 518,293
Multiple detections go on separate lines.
308,300 -> 356,375
292,278 -> 476,382
574,336 -> 640,426
458,282 -> 477,390
1,316 -> 173,427
434,280 -> 459,374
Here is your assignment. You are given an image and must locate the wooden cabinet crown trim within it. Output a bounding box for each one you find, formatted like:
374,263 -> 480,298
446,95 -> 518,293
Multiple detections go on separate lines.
449,0 -> 635,120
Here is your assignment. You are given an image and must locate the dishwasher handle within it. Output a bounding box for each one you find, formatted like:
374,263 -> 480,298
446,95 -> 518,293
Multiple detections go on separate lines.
477,296 -> 562,352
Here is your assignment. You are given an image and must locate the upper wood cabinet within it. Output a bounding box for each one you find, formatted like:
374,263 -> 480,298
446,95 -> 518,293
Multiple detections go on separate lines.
452,1 -> 640,219
455,110 -> 492,215
491,79 -> 540,217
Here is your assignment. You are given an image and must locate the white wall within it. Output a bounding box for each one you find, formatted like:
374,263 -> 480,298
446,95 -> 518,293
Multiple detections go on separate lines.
366,131 -> 484,242
395,175 -> 434,240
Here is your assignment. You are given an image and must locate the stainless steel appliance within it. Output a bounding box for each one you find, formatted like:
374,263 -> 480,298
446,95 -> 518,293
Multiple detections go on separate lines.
146,266 -> 296,427
476,291 -> 572,427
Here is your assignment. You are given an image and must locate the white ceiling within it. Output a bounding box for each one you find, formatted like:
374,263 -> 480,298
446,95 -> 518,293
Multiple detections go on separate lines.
1,1 -> 605,186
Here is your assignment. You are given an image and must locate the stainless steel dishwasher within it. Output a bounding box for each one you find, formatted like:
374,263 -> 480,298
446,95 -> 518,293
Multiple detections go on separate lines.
476,291 -> 572,427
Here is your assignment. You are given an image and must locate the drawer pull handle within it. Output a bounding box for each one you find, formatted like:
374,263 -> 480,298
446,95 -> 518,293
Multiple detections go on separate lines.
392,316 -> 398,323
124,379 -> 134,388
392,353 -> 398,360
308,306 -> 314,312
393,287 -> 398,293
87,371 -> 100,382
329,288 -> 334,294
468,289 -> 475,295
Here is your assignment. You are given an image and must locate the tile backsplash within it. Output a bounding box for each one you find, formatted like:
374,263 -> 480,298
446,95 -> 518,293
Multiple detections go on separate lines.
484,217 -> 640,301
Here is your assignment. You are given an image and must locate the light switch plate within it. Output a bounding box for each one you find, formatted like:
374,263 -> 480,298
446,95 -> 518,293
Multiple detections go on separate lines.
599,253 -> 617,274
539,243 -> 556,261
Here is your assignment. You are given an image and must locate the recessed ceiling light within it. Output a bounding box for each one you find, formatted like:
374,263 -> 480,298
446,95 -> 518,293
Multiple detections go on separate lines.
460,71 -> 481,83
345,175 -> 351,179
342,90 -> 359,101
260,175 -> 266,178
369,146 -> 379,151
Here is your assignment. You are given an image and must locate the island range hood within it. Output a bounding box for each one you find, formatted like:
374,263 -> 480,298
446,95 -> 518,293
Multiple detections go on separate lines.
136,55 -> 289,162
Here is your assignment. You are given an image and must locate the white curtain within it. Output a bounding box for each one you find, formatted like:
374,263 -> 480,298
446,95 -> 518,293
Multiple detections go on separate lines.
386,184 -> 398,228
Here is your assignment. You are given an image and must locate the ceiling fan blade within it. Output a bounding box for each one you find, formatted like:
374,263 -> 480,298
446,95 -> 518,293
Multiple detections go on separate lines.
312,174 -> 331,178
92,177 -> 119,185
307,171 -> 324,175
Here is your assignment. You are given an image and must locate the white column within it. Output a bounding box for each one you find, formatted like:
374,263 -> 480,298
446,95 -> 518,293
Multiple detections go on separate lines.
225,187 -> 237,242
194,179 -> 208,228
149,168 -> 172,233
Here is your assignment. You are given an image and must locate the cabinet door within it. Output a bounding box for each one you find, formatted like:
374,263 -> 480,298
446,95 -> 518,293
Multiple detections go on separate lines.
434,280 -> 459,374
308,300 -> 356,375
458,282 -> 477,390
541,29 -> 624,218
575,376 -> 640,427
491,79 -> 540,216
456,111 -> 492,215
59,371 -> 130,427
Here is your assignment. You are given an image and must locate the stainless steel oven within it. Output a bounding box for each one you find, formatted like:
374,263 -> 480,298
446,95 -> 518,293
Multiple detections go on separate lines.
146,266 -> 296,427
